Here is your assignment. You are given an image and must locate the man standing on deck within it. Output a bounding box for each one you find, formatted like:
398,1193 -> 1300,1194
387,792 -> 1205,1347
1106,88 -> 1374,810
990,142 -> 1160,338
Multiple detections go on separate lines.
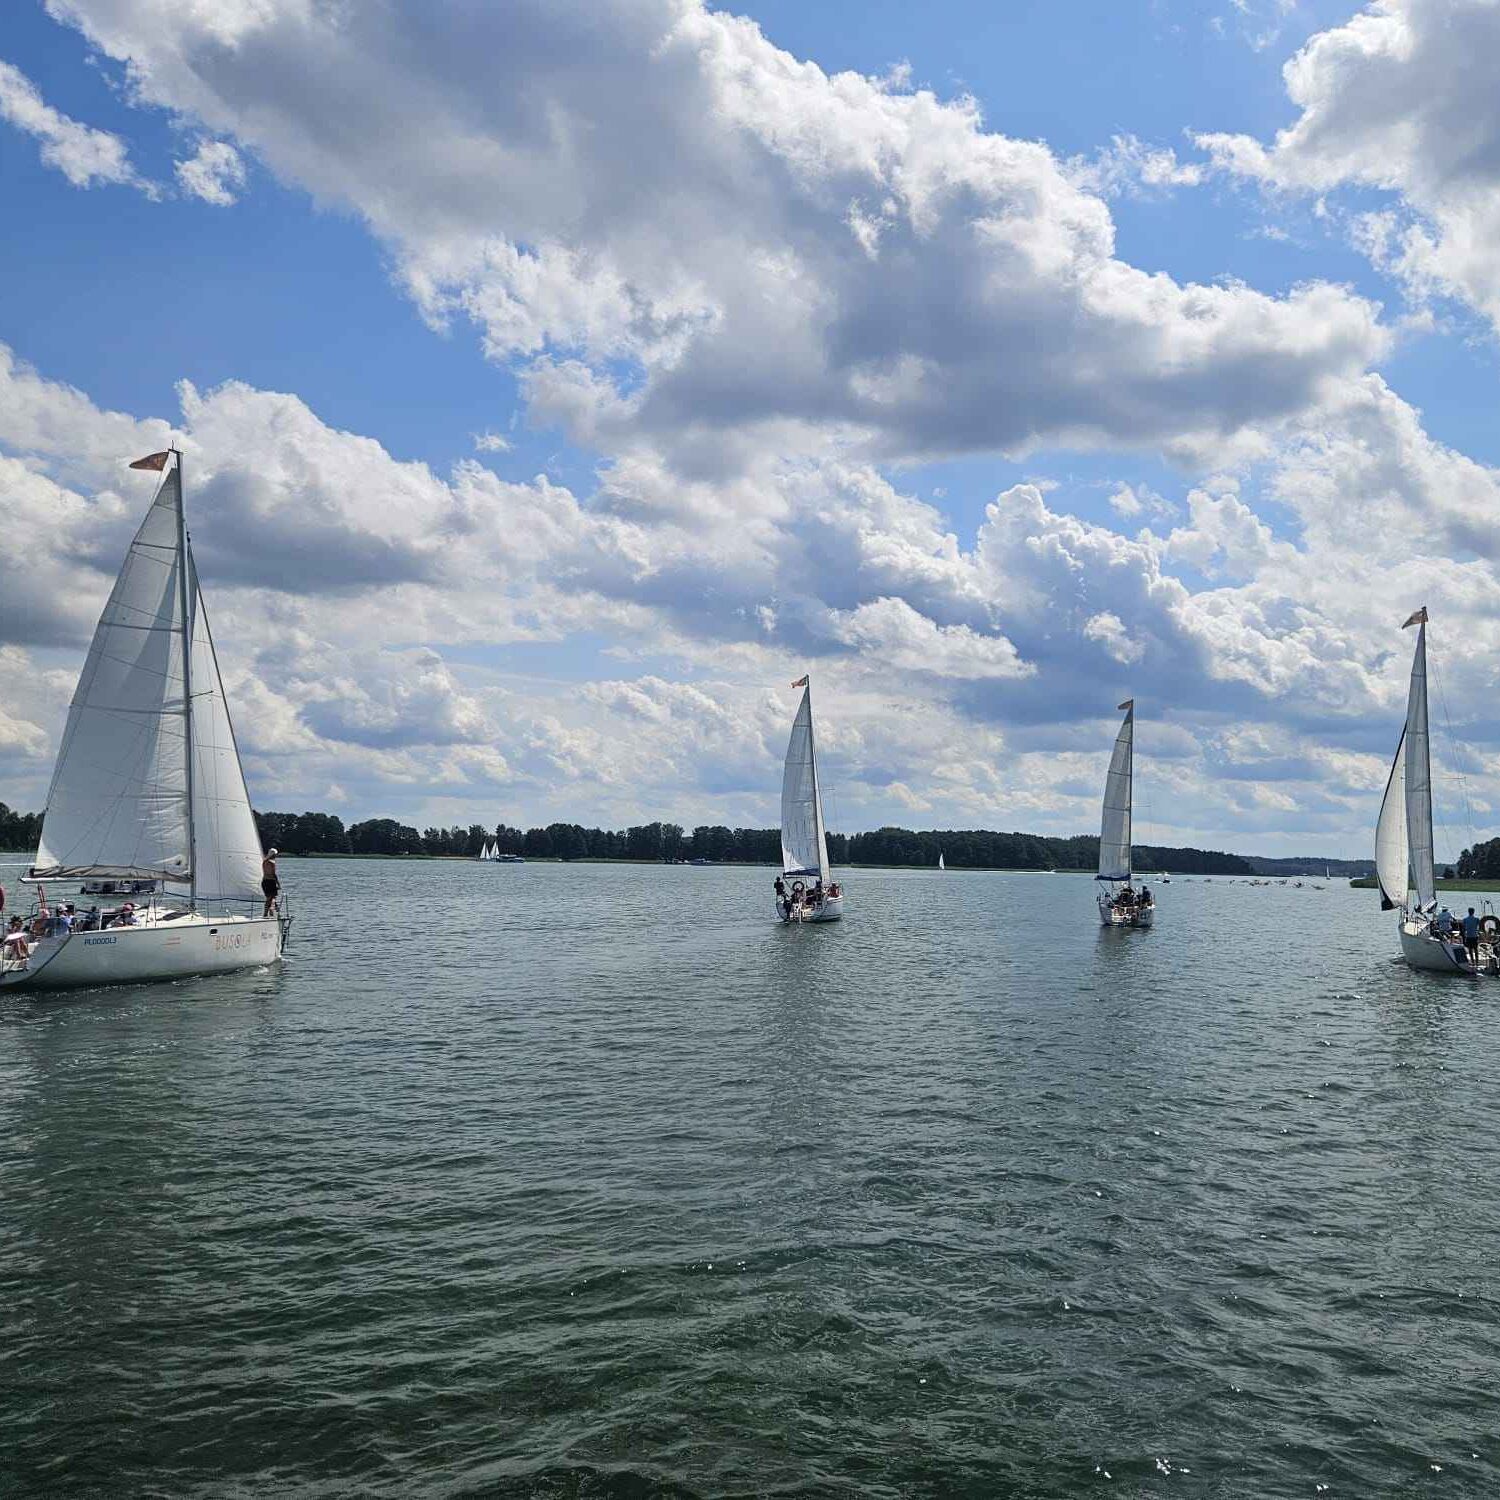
261,849 -> 280,920
1462,908 -> 1481,966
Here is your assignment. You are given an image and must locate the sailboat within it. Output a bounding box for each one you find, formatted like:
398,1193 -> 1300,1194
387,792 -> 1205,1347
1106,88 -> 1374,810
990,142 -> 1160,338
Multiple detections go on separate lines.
1096,699 -> 1154,928
1376,608 -> 1472,973
938,852 -> 946,872
477,840 -> 495,861
775,675 -> 844,923
1,451 -> 289,991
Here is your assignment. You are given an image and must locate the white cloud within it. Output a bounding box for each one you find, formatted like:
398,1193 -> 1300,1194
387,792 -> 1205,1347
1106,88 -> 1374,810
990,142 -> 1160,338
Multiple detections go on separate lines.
472,430 -> 511,453
1070,134 -> 1206,199
1197,0 -> 1500,331
46,0 -> 1387,468
174,138 -> 245,204
0,57 -> 149,191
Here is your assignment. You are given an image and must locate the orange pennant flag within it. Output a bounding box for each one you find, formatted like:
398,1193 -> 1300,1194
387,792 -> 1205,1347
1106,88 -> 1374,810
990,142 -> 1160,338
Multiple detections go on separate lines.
129,451 -> 171,471
791,675 -> 809,688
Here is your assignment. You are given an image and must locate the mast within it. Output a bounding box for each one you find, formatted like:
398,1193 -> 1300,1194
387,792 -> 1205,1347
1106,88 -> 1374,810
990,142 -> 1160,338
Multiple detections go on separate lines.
174,447 -> 196,908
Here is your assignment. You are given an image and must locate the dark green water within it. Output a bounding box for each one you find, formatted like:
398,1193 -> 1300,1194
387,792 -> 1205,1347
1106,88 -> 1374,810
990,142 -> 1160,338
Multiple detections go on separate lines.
3,857 -> 1499,1497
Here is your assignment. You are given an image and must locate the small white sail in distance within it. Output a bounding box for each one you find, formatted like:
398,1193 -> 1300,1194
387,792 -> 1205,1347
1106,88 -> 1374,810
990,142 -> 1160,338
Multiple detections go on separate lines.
781,675 -> 830,883
1097,699 -> 1134,882
938,852 -> 945,871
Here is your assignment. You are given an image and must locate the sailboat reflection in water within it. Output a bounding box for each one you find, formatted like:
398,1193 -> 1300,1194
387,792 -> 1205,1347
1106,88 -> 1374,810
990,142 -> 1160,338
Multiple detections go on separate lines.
1,451 -> 291,991
773,676 -> 844,923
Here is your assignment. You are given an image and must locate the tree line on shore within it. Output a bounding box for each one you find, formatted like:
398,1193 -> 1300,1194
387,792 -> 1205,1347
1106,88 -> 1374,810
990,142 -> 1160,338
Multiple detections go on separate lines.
1456,839 -> 1500,880
250,809 -> 1253,872
2,799 -> 1255,873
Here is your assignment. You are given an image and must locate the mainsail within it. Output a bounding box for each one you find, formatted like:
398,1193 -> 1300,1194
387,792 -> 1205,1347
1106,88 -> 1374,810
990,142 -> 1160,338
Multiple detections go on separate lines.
29,455 -> 264,905
1403,616 -> 1436,911
780,679 -> 830,882
1097,700 -> 1134,882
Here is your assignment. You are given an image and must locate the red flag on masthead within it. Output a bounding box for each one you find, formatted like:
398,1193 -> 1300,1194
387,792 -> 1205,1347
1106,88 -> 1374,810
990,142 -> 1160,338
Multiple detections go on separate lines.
129,451 -> 171,471
1402,607 -> 1428,628
791,675 -> 809,688
1118,699 -> 1134,711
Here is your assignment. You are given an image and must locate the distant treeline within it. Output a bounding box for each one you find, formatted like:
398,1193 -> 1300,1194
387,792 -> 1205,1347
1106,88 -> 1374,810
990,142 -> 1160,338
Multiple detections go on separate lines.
1457,840 -> 1500,879
0,800 -> 1259,872
1241,855 -> 1375,877
0,803 -> 41,851
248,810 -> 1254,872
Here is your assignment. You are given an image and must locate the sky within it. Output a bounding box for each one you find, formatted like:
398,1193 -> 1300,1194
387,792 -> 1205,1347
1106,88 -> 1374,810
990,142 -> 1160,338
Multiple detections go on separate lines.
1,0 -> 1498,859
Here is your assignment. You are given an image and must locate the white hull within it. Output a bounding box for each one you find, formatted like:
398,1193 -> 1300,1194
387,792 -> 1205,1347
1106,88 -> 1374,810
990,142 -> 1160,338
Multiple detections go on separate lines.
1398,915 -> 1473,974
1098,890 -> 1154,928
777,893 -> 844,924
1,912 -> 284,992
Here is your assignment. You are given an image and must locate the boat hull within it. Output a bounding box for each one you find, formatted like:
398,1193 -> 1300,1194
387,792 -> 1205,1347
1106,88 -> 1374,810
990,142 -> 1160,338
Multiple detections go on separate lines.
1398,916 -> 1473,974
776,893 -> 844,924
1,914 -> 284,991
1098,890 -> 1154,928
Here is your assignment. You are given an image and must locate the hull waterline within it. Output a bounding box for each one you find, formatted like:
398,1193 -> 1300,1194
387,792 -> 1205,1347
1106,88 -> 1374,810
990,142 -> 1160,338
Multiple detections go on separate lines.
1398,915 -> 1473,974
1,913 -> 285,992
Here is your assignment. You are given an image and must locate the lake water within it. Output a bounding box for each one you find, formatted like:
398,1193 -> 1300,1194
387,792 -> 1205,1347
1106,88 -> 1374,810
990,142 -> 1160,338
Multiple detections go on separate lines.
3,856 -> 1500,1496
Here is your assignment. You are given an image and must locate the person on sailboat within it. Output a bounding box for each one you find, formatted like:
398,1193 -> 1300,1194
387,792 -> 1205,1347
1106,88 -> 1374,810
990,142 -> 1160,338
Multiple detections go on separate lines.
1462,908 -> 1481,966
261,849 -> 280,919
3,918 -> 30,964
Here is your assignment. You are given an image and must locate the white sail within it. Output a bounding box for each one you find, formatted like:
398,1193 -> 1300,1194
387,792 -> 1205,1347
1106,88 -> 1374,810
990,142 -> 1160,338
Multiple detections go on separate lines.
780,680 -> 830,881
30,457 -> 265,904
938,852 -> 945,871
186,552 -> 264,903
32,466 -> 192,883
1097,699 -> 1134,881
1375,731 -> 1408,912
1404,619 -> 1436,911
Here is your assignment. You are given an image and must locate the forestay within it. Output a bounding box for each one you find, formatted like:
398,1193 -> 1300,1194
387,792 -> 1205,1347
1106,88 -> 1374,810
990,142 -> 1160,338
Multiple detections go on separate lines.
1097,700 -> 1134,882
780,683 -> 830,882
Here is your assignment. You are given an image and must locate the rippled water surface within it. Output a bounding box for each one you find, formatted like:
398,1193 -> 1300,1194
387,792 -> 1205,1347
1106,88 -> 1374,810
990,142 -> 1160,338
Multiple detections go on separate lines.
4,856 -> 1500,1497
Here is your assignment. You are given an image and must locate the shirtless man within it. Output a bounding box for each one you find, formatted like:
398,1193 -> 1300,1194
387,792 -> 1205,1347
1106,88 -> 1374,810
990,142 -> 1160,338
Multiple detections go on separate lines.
261,848 -> 280,920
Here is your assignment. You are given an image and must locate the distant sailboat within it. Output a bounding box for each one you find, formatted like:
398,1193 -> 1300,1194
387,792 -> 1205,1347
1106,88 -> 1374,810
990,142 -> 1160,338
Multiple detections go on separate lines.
938,852 -> 946,872
1096,699 -> 1155,928
1376,609 -> 1472,973
775,675 -> 843,923
477,841 -> 492,862
1,451 -> 289,991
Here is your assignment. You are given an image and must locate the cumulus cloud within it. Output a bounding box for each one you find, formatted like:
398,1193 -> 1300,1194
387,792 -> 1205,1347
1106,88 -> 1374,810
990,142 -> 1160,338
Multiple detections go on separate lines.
45,0 -> 1387,468
1197,0 -> 1500,331
174,139 -> 245,204
0,57 -> 149,191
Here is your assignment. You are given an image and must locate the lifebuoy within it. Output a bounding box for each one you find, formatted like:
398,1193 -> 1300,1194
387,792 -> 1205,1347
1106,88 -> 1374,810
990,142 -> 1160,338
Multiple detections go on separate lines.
791,880 -> 805,894
1481,915 -> 1500,938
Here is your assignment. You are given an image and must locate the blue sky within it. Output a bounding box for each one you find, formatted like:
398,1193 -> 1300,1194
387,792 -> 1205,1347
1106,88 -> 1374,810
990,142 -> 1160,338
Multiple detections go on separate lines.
2,0 -> 1498,857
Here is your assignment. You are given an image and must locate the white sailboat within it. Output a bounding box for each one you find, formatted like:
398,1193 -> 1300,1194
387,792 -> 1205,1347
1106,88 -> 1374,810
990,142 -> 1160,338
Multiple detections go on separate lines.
1096,699 -> 1155,928
1,451 -> 289,991
775,675 -> 844,923
938,852 -> 946,872
477,840 -> 494,861
1376,608 -> 1472,973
